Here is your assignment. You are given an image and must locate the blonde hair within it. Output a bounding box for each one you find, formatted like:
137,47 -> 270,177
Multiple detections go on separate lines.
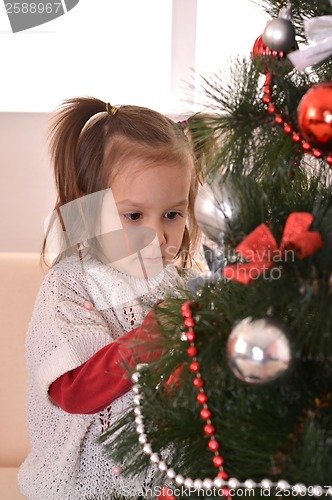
43,97 -> 201,268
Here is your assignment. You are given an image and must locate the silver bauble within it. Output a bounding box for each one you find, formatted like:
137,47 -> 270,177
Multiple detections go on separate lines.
226,316 -> 291,384
194,176 -> 239,243
262,18 -> 296,52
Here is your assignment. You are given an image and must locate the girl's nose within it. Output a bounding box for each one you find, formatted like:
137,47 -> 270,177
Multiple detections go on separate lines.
157,228 -> 166,246
149,220 -> 166,247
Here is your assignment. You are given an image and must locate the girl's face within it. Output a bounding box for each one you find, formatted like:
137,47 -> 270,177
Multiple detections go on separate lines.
98,159 -> 192,278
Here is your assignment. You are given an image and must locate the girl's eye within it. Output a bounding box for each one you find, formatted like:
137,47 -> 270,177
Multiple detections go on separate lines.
165,211 -> 181,220
123,212 -> 142,221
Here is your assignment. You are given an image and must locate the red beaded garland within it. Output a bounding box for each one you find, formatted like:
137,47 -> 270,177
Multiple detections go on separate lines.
204,424 -> 215,436
187,346 -> 198,357
197,392 -> 208,405
181,300 -> 228,480
313,149 -> 323,158
208,439 -> 220,452
212,455 -> 224,467
193,377 -> 205,389
265,73 -> 272,84
302,141 -> 312,151
189,361 -> 200,373
218,470 -> 229,480
262,72 -> 331,164
200,408 -> 212,420
184,317 -> 195,328
186,331 -> 196,342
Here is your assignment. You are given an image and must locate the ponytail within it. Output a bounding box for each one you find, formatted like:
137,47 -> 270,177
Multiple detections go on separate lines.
49,97 -> 107,206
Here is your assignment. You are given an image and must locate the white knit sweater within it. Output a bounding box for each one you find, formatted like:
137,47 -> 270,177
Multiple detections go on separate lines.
18,254 -> 188,500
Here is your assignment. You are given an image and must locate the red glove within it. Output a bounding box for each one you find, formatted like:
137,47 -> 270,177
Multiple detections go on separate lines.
48,310 -> 165,414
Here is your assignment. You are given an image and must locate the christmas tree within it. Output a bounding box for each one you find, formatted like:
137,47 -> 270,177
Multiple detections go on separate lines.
100,1 -> 332,498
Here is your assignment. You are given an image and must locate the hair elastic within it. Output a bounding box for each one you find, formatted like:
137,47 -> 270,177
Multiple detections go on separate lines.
177,119 -> 188,130
106,102 -> 119,116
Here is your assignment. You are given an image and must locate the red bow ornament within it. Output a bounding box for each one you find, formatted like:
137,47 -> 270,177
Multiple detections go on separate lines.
223,212 -> 323,285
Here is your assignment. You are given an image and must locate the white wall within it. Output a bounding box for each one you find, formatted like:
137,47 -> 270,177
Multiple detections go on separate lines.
0,0 -> 174,114
0,113 -> 55,252
0,0 -> 268,252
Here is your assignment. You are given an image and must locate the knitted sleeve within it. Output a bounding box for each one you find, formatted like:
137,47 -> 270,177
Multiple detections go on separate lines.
26,256 -> 186,402
48,310 -> 164,414
27,259 -> 128,396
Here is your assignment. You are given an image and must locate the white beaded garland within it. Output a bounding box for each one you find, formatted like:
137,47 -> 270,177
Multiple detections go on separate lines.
313,486 -> 323,497
136,424 -> 145,434
138,434 -> 148,444
244,479 -> 256,489
138,434 -> 148,445
166,468 -> 176,480
261,479 -> 272,489
184,478 -> 194,489
142,443 -> 152,455
203,478 -> 214,489
229,478 -> 240,489
133,394 -> 143,405
214,477 -> 226,488
132,362 -> 329,495
294,484 -> 306,494
158,461 -> 168,472
277,480 -> 290,490
131,372 -> 141,383
175,475 -> 184,486
134,415 -> 144,425
150,453 -> 160,464
193,479 -> 204,489
136,363 -> 148,371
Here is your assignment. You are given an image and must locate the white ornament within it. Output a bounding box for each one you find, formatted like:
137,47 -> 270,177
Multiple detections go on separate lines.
227,316 -> 291,383
194,175 -> 239,243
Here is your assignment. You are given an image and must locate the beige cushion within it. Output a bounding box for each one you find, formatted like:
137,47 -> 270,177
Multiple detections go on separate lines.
0,253 -> 45,469
0,468 -> 26,499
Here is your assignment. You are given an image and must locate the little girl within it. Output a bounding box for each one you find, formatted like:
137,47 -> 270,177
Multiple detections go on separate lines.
18,97 -> 201,499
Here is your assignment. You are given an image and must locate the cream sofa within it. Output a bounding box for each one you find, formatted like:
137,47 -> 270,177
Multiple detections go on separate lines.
0,253 -> 45,499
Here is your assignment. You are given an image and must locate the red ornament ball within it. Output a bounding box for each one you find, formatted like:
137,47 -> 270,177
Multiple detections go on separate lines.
251,33 -> 297,75
297,82 -> 332,153
251,35 -> 270,58
251,35 -> 275,74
